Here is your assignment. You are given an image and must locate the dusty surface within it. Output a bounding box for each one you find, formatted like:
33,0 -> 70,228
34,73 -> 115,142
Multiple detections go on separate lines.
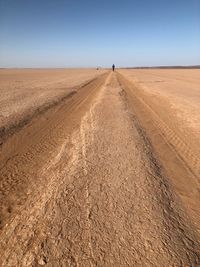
0,70 -> 200,266
118,69 -> 200,135
0,68 -> 106,143
118,69 -> 200,231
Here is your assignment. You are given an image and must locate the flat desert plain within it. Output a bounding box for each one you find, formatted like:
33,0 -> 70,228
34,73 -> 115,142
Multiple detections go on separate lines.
0,68 -> 200,266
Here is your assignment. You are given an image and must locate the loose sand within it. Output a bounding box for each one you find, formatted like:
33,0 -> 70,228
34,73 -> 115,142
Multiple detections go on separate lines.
0,69 -> 106,143
0,69 -> 200,266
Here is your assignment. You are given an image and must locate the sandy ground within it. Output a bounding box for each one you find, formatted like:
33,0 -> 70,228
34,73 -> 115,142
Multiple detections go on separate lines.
118,69 -> 200,231
0,69 -> 200,266
0,69 -> 106,143
118,69 -> 200,135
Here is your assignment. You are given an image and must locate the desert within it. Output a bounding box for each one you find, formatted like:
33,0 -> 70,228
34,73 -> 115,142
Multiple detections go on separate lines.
0,68 -> 200,266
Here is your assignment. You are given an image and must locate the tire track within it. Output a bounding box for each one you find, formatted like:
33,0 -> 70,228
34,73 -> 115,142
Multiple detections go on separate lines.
76,73 -> 200,266
117,72 -> 200,229
117,73 -> 200,180
0,72 -> 109,232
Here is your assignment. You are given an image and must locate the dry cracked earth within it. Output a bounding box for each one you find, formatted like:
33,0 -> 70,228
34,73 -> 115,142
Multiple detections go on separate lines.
0,69 -> 200,266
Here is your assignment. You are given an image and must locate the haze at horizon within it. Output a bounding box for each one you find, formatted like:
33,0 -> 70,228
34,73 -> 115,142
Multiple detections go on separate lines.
0,0 -> 200,68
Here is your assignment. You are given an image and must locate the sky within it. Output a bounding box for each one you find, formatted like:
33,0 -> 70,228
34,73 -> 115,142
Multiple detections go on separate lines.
0,0 -> 200,67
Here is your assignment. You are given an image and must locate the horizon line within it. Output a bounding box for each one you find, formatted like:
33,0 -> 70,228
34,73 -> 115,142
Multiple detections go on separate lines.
0,64 -> 200,69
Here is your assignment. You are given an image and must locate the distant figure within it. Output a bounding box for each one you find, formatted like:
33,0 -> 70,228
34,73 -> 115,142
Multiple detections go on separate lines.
112,64 -> 115,72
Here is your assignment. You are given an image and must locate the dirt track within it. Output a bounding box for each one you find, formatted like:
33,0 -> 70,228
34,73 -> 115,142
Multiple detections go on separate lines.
0,70 -> 200,266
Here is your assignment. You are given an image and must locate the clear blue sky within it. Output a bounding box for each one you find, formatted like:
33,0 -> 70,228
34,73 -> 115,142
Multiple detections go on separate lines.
0,0 -> 200,67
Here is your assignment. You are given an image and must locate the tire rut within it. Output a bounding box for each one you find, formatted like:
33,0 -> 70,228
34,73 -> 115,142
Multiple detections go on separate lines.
0,72 -> 108,234
117,72 -> 200,231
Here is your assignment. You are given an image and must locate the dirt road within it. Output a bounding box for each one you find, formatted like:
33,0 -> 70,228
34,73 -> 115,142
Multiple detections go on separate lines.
0,71 -> 200,266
